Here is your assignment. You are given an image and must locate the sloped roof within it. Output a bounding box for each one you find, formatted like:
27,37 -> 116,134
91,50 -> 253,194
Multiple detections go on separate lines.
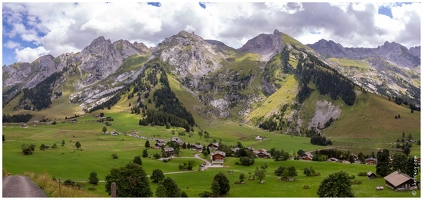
367,171 -> 376,176
384,171 -> 415,187
211,150 -> 226,157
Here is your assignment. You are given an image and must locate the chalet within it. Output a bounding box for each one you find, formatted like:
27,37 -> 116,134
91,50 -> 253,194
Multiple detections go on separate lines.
327,157 -> 339,162
20,124 -> 28,128
71,119 -> 77,123
208,142 -> 219,150
365,158 -> 377,165
351,154 -> 358,161
251,149 -> 271,158
384,171 -> 419,191
255,136 -> 267,141
171,137 -> 184,147
155,141 -> 166,149
163,147 -> 174,157
245,147 -> 256,152
191,144 -> 203,152
110,131 -> 119,136
231,147 -> 240,154
301,152 -> 313,160
210,150 -> 226,164
367,171 -> 377,179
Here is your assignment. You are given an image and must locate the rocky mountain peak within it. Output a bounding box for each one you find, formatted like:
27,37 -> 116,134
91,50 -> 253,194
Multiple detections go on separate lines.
239,30 -> 285,61
307,39 -> 348,58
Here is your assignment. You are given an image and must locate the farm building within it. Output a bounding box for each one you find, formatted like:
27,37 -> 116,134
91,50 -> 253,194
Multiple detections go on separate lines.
367,171 -> 377,179
253,149 -> 271,158
301,152 -> 313,160
210,150 -> 226,164
208,142 -> 219,150
171,137 -> 184,146
163,147 -> 174,157
191,144 -> 203,152
231,147 -> 240,154
365,157 -> 377,165
327,157 -> 339,162
384,171 -> 419,191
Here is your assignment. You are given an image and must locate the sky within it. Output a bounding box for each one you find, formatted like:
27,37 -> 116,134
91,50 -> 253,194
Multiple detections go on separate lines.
1,1 -> 422,66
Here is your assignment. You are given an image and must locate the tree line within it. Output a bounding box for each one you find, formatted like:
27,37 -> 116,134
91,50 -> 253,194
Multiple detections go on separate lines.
2,113 -> 33,123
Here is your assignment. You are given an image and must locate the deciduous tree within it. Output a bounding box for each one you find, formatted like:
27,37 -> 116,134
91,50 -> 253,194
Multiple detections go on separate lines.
151,169 -> 165,183
88,171 -> 99,185
105,163 -> 152,197
212,172 -> 230,195
317,171 -> 354,197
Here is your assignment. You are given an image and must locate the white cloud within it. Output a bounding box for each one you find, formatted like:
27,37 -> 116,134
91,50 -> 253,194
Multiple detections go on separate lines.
15,46 -> 50,63
4,41 -> 21,49
2,2 -> 421,64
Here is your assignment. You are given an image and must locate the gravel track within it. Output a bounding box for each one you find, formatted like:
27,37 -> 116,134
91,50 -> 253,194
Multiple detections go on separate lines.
2,176 -> 47,197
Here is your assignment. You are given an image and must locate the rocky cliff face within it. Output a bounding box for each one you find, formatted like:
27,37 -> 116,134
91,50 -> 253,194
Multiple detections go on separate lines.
239,29 -> 285,61
3,37 -> 151,110
152,30 -> 225,89
308,39 -> 421,104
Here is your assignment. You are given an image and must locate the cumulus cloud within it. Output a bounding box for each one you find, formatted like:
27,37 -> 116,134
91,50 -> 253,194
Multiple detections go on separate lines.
4,41 -> 21,49
15,46 -> 49,63
2,2 -> 421,64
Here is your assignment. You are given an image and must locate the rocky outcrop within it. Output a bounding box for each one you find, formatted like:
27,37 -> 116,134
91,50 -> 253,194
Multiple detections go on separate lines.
239,29 -> 285,61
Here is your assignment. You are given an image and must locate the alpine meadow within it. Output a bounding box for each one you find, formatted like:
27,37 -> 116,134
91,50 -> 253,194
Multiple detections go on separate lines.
2,2 -> 421,198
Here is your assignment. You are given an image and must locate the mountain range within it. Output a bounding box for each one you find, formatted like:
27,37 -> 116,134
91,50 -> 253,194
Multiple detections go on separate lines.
2,29 -> 420,135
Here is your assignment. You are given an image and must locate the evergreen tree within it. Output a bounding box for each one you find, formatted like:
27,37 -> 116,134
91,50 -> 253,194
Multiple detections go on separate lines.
392,153 -> 408,172
376,149 -> 392,177
150,169 -> 165,183
211,180 -> 220,196
75,141 -> 81,150
358,152 -> 365,164
159,177 -> 181,197
142,149 -> 149,158
133,156 -> 142,165
145,140 -> 150,148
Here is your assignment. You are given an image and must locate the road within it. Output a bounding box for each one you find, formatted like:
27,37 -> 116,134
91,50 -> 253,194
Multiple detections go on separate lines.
2,176 -> 47,197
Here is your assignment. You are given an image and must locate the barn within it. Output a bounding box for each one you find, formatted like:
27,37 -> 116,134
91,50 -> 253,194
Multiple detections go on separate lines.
384,171 -> 419,191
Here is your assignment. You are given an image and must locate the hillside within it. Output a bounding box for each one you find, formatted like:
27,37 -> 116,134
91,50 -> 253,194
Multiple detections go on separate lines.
2,30 -> 420,148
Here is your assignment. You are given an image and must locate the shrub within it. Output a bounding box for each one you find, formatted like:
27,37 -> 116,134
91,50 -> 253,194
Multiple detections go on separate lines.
357,172 -> 367,176
112,154 -> 118,159
303,185 -> 310,189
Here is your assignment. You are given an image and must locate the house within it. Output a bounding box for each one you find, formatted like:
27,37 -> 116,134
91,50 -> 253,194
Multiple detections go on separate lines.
301,152 -> 313,160
163,147 -> 174,157
245,147 -> 256,152
367,171 -> 377,179
342,160 -> 350,164
255,136 -> 267,141
171,137 -> 184,147
384,171 -> 419,191
210,150 -> 226,164
208,142 -> 219,150
20,124 -> 28,128
231,147 -> 240,154
327,157 -> 339,162
253,149 -> 271,158
191,144 -> 203,152
365,158 -> 377,165
71,119 -> 77,123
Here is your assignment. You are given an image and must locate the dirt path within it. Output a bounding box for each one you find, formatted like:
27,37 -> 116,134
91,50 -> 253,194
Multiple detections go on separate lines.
2,176 -> 47,197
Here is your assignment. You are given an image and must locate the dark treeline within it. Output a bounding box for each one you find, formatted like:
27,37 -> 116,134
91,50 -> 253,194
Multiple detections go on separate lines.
139,109 -> 191,132
310,135 -> 332,146
152,69 -> 195,126
3,113 -> 33,123
20,71 -> 63,110
294,49 -> 356,106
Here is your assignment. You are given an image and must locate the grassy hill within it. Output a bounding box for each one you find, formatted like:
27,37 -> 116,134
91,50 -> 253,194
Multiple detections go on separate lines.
323,92 -> 420,156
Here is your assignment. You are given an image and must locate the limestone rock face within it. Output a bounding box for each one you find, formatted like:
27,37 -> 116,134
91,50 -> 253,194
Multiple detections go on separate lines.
239,29 -> 285,61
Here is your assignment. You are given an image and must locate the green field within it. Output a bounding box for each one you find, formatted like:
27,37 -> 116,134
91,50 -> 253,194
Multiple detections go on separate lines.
2,111 -> 421,197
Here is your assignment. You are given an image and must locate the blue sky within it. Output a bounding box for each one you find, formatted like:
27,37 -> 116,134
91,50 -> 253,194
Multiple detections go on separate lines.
2,2 -> 421,65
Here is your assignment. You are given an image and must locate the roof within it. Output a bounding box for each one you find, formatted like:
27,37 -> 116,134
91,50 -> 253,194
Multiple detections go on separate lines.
211,150 -> 226,157
163,147 -> 174,152
365,158 -> 377,162
367,171 -> 376,176
384,171 -> 415,187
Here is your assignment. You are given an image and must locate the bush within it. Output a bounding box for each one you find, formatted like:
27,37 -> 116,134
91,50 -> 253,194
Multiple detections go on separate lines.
112,154 -> 118,159
357,172 -> 367,176
353,180 -> 362,185
303,185 -> 310,189
63,179 -> 75,187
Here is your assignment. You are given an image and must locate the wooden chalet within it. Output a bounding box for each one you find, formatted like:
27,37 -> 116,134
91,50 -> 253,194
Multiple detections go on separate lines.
301,152 -> 313,160
365,157 -> 377,165
231,147 -> 240,154
191,144 -> 203,152
253,149 -> 271,158
171,137 -> 184,147
163,147 -> 174,157
210,150 -> 226,165
327,157 -> 339,162
208,142 -> 219,150
367,171 -> 377,179
384,171 -> 419,191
